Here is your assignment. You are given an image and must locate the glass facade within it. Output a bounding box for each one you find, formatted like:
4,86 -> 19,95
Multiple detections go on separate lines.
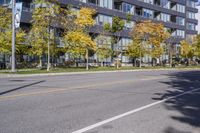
143,8 -> 154,19
160,13 -> 170,22
187,11 -> 195,19
160,0 -> 170,9
96,14 -> 112,25
122,3 -> 134,15
187,23 -> 196,30
187,0 -> 196,8
176,4 -> 185,13
99,0 -> 113,9
176,17 -> 185,26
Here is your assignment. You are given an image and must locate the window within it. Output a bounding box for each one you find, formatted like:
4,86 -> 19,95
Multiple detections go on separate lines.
96,14 -> 112,25
187,11 -> 195,19
160,13 -> 170,22
187,23 -> 196,30
143,9 -> 154,19
99,0 -> 113,9
143,0 -> 153,4
176,17 -> 185,26
79,0 -> 86,3
122,3 -> 134,15
187,0 -> 196,8
160,0 -> 170,9
176,30 -> 185,38
176,4 -> 185,13
0,0 -> 11,4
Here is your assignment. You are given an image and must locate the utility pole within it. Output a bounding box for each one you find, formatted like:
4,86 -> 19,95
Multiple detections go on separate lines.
11,0 -> 16,72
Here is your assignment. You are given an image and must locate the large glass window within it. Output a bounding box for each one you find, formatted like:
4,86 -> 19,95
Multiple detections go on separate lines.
96,14 -> 112,25
79,0 -> 86,3
176,17 -> 185,26
187,23 -> 196,30
143,8 -> 154,19
143,0 -> 154,4
122,3 -> 134,15
160,13 -> 170,22
160,0 -> 170,9
0,0 -> 11,4
187,11 -> 195,19
176,4 -> 185,13
175,30 -> 185,38
99,0 -> 113,9
187,0 -> 196,8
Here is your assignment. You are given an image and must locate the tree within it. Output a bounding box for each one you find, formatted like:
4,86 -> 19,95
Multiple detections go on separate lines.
95,35 -> 112,67
194,34 -> 200,58
104,16 -> 125,69
130,20 -> 170,66
0,6 -> 26,67
64,7 -> 96,70
166,29 -> 177,67
28,0 -> 59,70
180,40 -> 195,63
126,38 -> 145,67
65,30 -> 96,69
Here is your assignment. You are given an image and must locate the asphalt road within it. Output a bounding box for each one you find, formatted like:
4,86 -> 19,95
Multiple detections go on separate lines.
0,70 -> 200,133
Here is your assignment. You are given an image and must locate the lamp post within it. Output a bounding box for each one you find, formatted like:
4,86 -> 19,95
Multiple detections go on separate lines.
11,0 -> 16,72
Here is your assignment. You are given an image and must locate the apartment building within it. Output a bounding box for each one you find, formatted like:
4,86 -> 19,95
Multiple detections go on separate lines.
0,0 -> 199,64
196,1 -> 200,34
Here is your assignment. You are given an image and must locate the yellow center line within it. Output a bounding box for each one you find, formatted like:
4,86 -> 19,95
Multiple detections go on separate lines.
0,76 -> 167,101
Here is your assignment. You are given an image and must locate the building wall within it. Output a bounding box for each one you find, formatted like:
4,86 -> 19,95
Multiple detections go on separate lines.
196,2 -> 200,34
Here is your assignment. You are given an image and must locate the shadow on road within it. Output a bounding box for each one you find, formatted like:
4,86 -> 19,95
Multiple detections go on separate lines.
0,80 -> 45,95
152,71 -> 200,133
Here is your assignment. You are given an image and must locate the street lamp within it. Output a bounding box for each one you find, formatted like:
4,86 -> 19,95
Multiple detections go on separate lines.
11,0 -> 16,72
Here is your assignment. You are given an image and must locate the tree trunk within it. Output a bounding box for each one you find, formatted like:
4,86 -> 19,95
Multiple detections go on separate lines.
39,56 -> 42,68
134,58 -> 136,67
86,49 -> 89,70
159,57 -> 162,66
3,54 -> 6,69
101,61 -> 103,67
116,54 -> 119,69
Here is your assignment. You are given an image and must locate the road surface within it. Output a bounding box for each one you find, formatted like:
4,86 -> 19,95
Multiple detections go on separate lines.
0,70 -> 200,133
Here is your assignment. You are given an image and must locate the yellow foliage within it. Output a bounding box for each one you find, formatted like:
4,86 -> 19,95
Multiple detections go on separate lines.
65,30 -> 96,51
132,20 -> 170,47
180,40 -> 194,58
75,7 -> 96,28
131,20 -> 170,58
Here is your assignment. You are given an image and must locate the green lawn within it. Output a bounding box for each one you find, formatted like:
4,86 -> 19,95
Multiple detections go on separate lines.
0,65 -> 200,74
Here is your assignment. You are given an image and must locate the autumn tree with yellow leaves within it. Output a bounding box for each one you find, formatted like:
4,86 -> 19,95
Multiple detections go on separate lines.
193,34 -> 200,58
130,20 -> 170,66
28,0 -> 59,69
0,6 -> 26,67
180,40 -> 195,65
65,7 -> 96,70
126,38 -> 146,67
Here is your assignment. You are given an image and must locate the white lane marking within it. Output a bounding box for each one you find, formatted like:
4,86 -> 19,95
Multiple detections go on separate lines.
72,87 -> 200,133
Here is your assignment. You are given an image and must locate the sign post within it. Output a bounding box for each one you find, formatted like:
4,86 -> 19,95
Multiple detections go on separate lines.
11,1 -> 22,72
